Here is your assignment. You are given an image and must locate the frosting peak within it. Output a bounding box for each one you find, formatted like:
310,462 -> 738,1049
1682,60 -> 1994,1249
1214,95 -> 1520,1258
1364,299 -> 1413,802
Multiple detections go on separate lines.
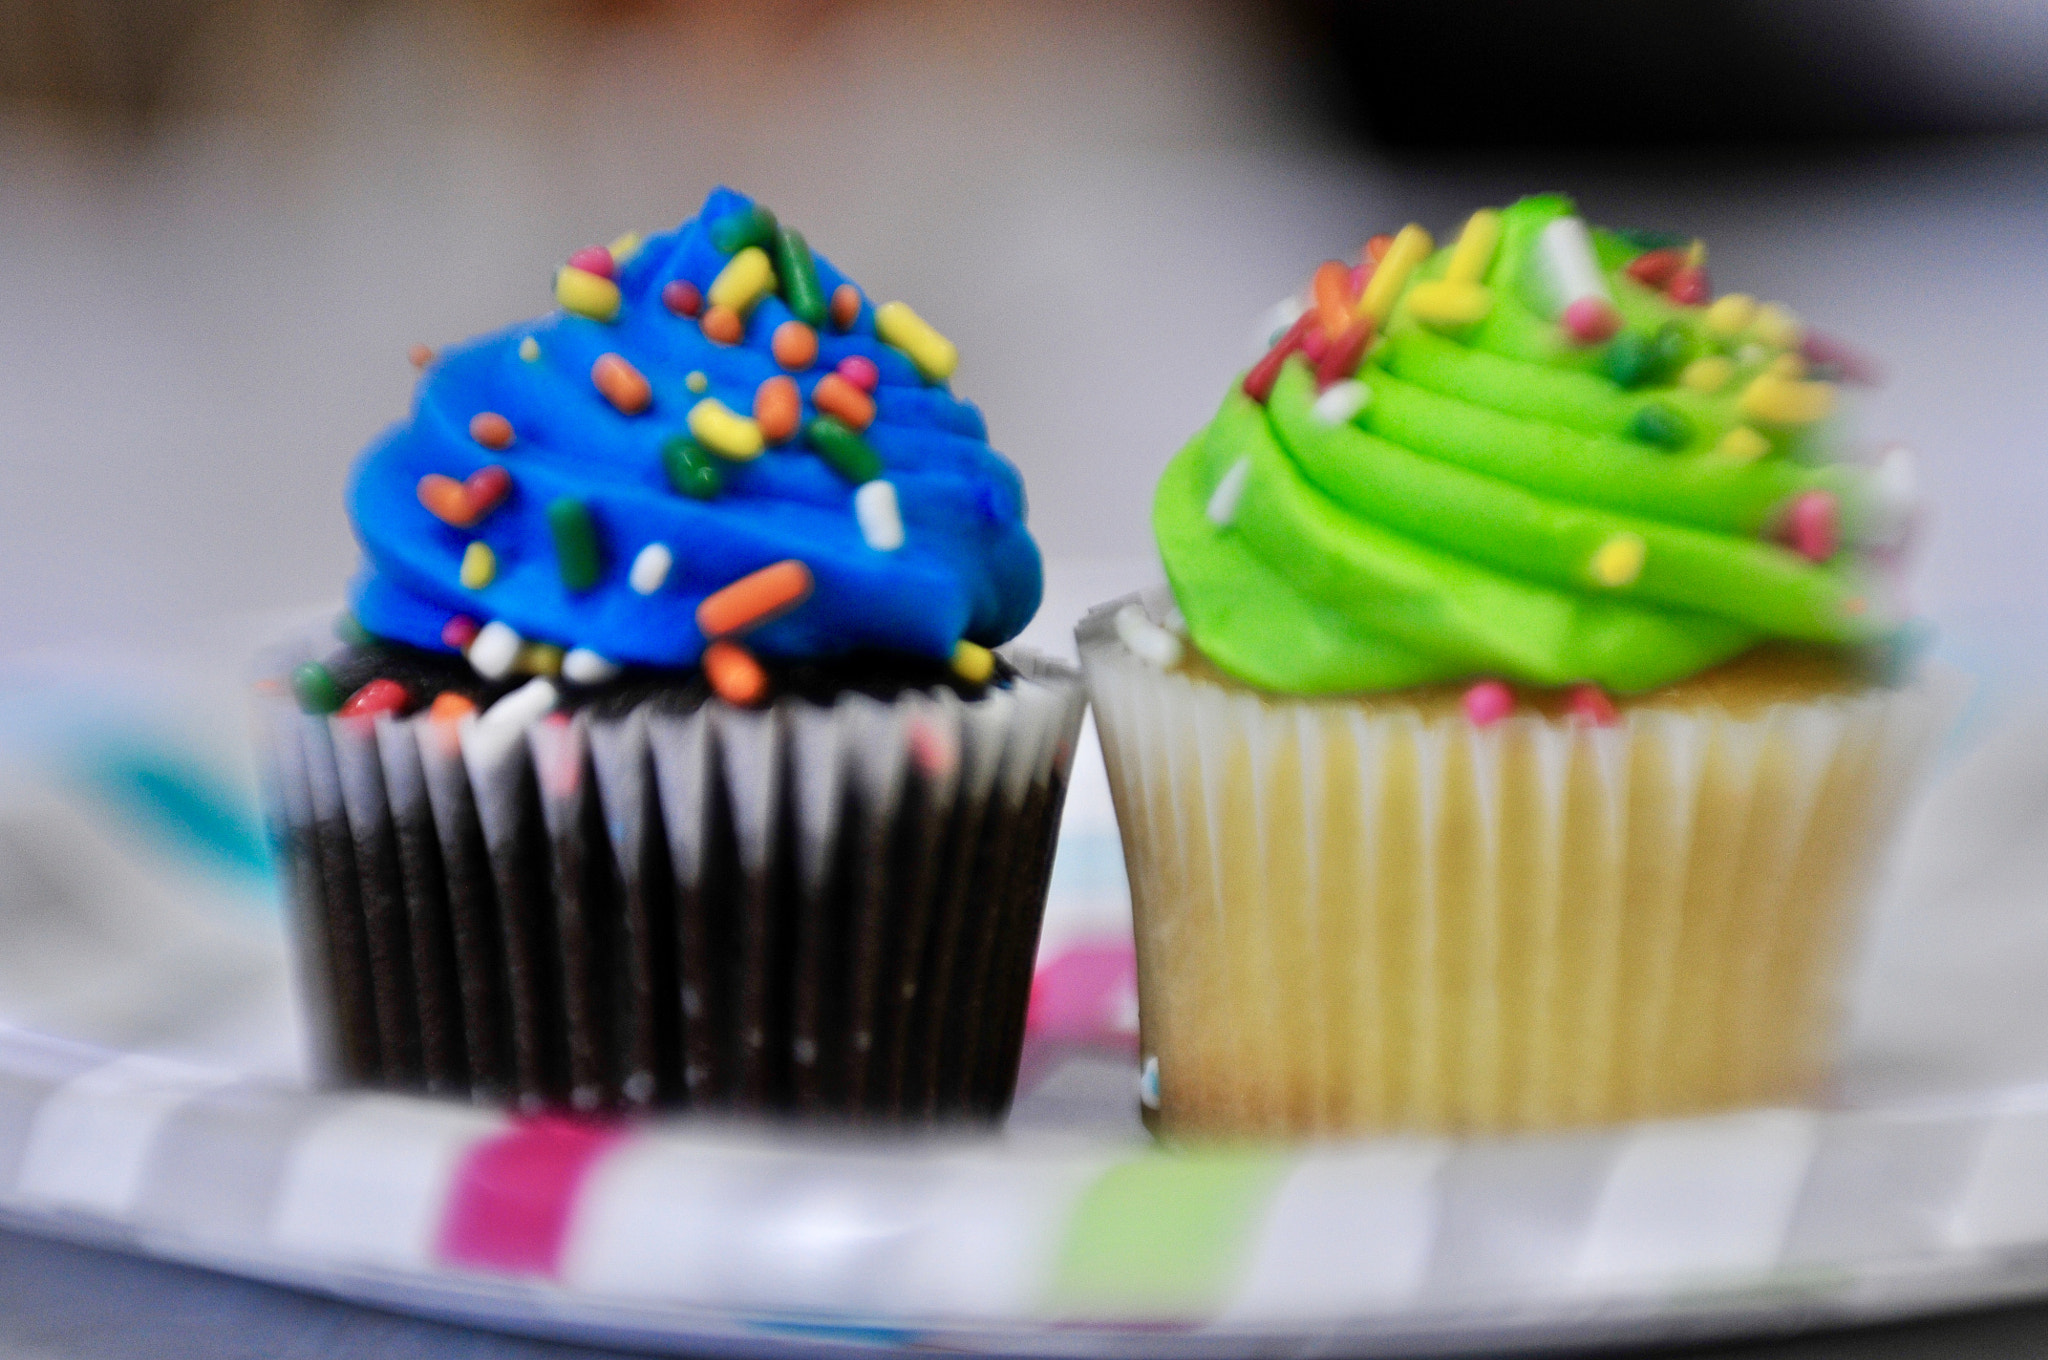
1159,193 -> 1910,696
348,188 -> 1041,687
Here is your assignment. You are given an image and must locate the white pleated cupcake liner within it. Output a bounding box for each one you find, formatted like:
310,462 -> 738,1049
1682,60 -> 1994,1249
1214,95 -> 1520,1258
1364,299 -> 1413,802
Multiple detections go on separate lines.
255,628 -> 1088,1120
1079,588 -> 1959,1138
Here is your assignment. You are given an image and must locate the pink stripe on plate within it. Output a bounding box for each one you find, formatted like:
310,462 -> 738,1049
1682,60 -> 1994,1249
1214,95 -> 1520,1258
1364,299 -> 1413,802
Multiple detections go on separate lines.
436,1114 -> 627,1276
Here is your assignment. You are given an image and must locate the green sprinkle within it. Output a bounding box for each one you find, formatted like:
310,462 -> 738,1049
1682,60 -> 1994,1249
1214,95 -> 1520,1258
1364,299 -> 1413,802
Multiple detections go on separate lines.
1617,227 -> 1687,250
547,497 -> 603,592
772,226 -> 827,327
661,435 -> 723,499
1601,332 -> 1661,389
333,612 -> 374,648
710,204 -> 777,255
806,416 -> 882,484
1629,401 -> 1692,450
292,661 -> 342,714
1652,320 -> 1695,375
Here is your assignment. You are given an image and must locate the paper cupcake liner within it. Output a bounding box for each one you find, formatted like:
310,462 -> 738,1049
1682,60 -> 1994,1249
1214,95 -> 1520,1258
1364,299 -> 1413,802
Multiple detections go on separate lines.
256,639 -> 1087,1120
1078,589 -> 1958,1139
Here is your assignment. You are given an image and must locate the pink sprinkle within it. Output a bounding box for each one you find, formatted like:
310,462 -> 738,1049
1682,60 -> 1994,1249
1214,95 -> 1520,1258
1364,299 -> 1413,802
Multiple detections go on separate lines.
567,246 -> 614,279
1562,297 -> 1621,345
1300,324 -> 1331,363
1566,683 -> 1619,726
1786,490 -> 1839,563
836,354 -> 880,393
1463,679 -> 1515,726
441,614 -> 480,650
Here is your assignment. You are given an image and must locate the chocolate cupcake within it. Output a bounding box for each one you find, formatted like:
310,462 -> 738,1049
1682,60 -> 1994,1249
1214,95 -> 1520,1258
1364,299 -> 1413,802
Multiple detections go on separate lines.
257,189 -> 1086,1120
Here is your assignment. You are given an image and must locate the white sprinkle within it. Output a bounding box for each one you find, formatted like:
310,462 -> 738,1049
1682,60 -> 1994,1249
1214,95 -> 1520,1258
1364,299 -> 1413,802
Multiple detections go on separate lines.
1873,443 -> 1920,544
629,543 -> 673,595
1536,215 -> 1609,317
1138,1055 -> 1160,1110
1162,605 -> 1188,637
1251,294 -> 1309,360
1204,455 -> 1253,527
1115,603 -> 1184,669
855,479 -> 905,552
483,676 -> 558,730
1312,379 -> 1371,425
466,620 -> 522,680
562,647 -> 621,686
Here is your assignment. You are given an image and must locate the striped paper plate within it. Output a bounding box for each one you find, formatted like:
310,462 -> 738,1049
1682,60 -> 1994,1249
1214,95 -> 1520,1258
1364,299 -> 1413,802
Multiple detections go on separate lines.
4,637 -> 2048,1356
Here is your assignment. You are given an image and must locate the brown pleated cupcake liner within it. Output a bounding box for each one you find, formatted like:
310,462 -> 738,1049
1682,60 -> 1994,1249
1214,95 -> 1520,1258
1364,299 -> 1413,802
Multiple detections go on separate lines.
1079,588 -> 1959,1139
257,644 -> 1087,1121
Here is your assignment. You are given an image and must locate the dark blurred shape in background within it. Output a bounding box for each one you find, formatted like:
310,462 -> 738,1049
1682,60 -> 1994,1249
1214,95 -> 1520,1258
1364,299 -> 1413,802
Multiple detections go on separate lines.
1289,0 -> 2048,148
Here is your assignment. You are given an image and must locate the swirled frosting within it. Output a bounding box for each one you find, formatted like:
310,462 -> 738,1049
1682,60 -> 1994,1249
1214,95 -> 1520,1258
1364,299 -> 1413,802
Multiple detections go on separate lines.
347,187 -> 1040,677
1157,193 -> 1909,696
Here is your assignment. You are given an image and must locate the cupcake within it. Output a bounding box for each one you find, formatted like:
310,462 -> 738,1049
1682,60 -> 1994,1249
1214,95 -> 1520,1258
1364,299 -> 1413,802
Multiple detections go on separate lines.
1079,194 -> 1951,1139
257,188 -> 1086,1120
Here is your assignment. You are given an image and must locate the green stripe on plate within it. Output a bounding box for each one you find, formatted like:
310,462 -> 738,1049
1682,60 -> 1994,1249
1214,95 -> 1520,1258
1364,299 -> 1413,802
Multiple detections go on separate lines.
1048,1150 -> 1289,1318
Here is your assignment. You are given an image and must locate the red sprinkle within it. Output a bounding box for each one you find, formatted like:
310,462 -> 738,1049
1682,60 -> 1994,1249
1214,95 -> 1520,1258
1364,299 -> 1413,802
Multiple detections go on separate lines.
1667,266 -> 1711,305
1785,490 -> 1839,563
1623,249 -> 1685,288
442,615 -> 480,650
1462,680 -> 1515,727
340,677 -> 411,719
567,246 -> 614,279
1242,312 -> 1316,404
1315,319 -> 1373,389
470,412 -> 515,450
662,280 -> 702,317
829,283 -> 862,331
836,355 -> 880,392
1802,330 -> 1882,386
1566,683 -> 1619,726
1562,297 -> 1621,345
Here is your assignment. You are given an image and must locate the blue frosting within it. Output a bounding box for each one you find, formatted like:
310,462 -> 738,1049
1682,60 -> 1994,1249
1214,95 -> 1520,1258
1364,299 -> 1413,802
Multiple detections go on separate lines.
347,187 -> 1042,671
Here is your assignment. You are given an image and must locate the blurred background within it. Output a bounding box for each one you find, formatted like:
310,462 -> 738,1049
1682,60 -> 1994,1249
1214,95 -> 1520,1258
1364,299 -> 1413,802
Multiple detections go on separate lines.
0,0 -> 2044,665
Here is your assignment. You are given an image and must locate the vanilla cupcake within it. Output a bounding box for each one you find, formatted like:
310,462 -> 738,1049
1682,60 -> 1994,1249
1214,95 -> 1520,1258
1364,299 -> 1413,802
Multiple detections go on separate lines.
259,188 -> 1085,1120
1080,194 -> 1949,1139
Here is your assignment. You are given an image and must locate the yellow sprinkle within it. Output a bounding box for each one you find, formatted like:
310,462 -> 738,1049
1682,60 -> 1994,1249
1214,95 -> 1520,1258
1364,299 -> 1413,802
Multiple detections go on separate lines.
1680,355 -> 1734,393
555,266 -> 621,322
875,301 -> 959,382
460,541 -> 496,590
1750,301 -> 1803,350
1706,293 -> 1757,338
688,397 -> 765,460
686,371 -> 708,393
515,642 -> 564,677
1407,280 -> 1491,329
1739,372 -> 1835,426
518,337 -> 541,362
1769,352 -> 1807,378
951,639 -> 995,684
1445,209 -> 1501,284
1590,534 -> 1646,588
607,230 -> 644,265
1715,426 -> 1772,463
708,246 -> 776,316
1685,238 -> 1707,268
1359,223 -> 1434,325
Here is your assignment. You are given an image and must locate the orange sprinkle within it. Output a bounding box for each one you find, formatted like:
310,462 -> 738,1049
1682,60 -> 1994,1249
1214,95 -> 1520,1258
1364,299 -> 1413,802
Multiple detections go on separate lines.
697,559 -> 814,639
469,412 -> 515,449
753,375 -> 801,443
703,639 -> 769,706
812,373 -> 875,432
1312,261 -> 1355,341
1365,233 -> 1394,264
829,283 -> 861,331
428,691 -> 478,723
701,304 -> 744,345
591,352 -> 652,414
772,320 -> 819,370
409,343 -> 435,369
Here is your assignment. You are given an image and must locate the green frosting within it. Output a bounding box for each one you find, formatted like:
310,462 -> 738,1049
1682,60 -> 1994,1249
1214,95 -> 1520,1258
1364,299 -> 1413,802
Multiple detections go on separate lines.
1157,193 -> 1898,695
